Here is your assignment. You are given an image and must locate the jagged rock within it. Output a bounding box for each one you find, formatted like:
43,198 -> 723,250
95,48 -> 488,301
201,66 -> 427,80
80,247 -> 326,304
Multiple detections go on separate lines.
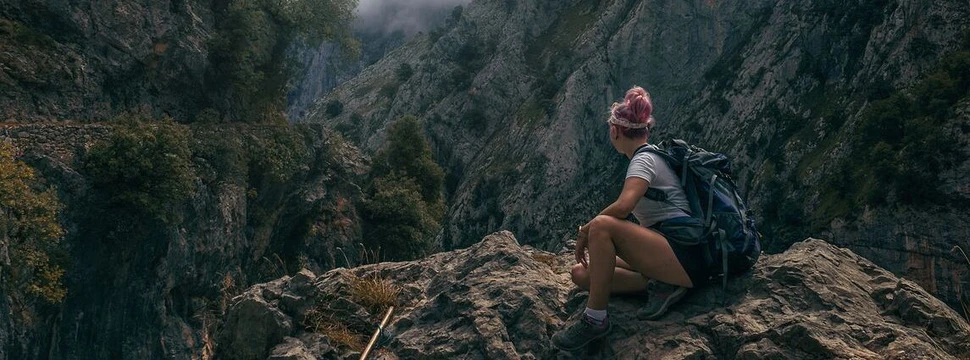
220,231 -> 970,359
268,337 -> 315,360
218,292 -> 295,360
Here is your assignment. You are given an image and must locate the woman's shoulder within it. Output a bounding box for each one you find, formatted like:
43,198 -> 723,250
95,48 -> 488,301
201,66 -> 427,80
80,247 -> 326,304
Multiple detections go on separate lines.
632,145 -> 663,162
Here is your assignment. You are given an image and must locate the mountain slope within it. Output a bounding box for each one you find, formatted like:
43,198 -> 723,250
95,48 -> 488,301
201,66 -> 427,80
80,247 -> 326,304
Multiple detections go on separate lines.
301,0 -> 970,310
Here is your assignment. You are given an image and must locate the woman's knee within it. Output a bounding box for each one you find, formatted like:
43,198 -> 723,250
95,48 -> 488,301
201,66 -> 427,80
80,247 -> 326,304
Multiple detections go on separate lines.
587,215 -> 618,234
570,263 -> 589,290
587,216 -> 622,246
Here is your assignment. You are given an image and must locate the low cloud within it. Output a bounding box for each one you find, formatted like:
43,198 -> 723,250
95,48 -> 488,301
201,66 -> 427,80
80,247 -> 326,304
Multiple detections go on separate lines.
355,0 -> 473,35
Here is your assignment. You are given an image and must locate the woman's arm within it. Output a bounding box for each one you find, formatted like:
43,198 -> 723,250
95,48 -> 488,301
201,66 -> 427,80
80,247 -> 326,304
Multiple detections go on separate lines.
581,177 -> 649,232
575,177 -> 649,267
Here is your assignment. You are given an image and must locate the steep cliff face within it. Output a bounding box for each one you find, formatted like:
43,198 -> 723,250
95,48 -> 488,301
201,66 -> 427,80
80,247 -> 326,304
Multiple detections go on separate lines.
286,2 -> 469,121
287,32 -> 406,121
301,0 -> 970,310
0,123 -> 368,359
219,232 -> 970,359
0,0 -> 213,122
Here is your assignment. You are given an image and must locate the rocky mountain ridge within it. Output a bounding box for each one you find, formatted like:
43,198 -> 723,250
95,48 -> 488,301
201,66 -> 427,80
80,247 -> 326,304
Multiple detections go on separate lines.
302,0 -> 970,311
220,231 -> 970,359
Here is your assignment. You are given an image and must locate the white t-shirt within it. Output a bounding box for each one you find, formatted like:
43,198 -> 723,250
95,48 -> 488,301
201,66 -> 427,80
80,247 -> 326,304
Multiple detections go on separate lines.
625,145 -> 690,227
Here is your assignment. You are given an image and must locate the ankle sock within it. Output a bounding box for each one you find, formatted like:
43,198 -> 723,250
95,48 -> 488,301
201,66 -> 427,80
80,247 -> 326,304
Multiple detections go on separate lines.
583,307 -> 608,326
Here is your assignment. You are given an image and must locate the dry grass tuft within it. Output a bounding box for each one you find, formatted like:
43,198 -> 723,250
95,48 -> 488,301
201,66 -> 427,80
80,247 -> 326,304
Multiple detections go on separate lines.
321,322 -> 365,351
218,272 -> 238,314
349,274 -> 399,314
301,273 -> 398,353
199,316 -> 216,360
304,307 -> 365,351
532,253 -> 559,268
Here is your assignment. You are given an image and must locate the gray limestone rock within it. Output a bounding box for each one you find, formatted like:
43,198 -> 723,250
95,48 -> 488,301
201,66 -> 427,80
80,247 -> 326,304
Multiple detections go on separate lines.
220,231 -> 970,359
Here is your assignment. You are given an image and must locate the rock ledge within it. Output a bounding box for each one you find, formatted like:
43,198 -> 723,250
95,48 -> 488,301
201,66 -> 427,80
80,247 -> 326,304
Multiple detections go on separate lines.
219,232 -> 970,359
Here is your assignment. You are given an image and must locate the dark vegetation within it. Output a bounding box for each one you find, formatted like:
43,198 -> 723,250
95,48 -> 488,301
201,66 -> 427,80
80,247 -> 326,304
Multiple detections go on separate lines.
325,100 -> 345,118
759,33 -> 970,251
428,5 -> 463,43
0,143 -> 66,306
205,0 -> 358,123
819,42 -> 969,219
84,112 -> 309,231
84,116 -> 197,224
396,63 -> 414,82
362,116 -> 445,262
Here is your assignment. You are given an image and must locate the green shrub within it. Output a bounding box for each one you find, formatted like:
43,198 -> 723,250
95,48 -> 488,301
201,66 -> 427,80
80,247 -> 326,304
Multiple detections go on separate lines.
361,175 -> 436,261
194,108 -> 227,124
190,124 -> 248,185
0,143 -> 66,304
455,39 -> 485,71
325,100 -> 344,118
447,68 -> 473,90
245,124 -> 309,184
396,63 -> 414,82
362,116 -> 446,261
830,49 -> 970,210
428,27 -> 445,43
858,94 -> 909,146
0,19 -> 55,48
462,107 -> 487,133
84,117 -> 196,223
370,116 -> 445,207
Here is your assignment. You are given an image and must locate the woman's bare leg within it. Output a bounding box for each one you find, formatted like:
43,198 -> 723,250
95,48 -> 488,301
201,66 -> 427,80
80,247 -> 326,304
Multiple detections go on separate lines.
585,215 -> 692,310
570,262 -> 649,293
616,257 -> 635,270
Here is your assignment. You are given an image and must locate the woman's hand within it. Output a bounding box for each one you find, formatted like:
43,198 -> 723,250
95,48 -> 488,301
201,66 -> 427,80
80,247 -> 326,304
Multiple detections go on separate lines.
575,225 -> 589,268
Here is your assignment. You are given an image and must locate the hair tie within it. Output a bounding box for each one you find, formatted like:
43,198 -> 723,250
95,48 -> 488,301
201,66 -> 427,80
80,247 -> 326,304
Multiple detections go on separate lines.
607,114 -> 653,129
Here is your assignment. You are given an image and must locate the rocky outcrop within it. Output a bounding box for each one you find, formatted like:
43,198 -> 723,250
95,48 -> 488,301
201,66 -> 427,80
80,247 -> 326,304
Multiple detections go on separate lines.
301,0 -> 970,312
220,231 -> 970,359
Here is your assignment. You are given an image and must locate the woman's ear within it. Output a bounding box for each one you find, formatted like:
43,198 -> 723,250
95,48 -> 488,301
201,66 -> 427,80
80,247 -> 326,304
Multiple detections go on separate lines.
609,124 -> 617,140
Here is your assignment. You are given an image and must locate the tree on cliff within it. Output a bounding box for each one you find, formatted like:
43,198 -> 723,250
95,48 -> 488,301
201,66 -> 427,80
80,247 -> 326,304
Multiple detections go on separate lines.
362,116 -> 445,261
83,117 -> 196,224
0,142 -> 66,304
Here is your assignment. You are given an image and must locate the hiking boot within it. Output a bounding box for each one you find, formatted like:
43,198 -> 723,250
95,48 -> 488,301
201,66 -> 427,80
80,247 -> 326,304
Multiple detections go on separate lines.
552,314 -> 612,350
637,279 -> 688,320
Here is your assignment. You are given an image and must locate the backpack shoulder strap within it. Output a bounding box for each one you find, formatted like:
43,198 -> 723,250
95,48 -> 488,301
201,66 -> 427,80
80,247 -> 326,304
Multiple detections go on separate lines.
632,144 -> 678,202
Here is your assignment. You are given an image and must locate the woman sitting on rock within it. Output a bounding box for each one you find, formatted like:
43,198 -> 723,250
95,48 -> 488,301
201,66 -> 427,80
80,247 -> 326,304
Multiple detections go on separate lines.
553,86 -> 711,350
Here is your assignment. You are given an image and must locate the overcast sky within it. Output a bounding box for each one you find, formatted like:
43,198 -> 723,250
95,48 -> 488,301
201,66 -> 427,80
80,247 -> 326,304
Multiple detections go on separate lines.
355,0 -> 473,35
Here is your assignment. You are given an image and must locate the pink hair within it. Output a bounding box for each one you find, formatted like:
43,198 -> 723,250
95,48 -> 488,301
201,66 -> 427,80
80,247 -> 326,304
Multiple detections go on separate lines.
610,86 -> 655,138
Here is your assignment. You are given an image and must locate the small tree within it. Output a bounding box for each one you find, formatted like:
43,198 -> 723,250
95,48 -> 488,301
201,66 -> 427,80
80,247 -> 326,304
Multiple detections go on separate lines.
84,117 -> 196,224
371,116 -> 445,207
325,100 -> 344,118
361,175 -> 435,261
362,116 -> 445,261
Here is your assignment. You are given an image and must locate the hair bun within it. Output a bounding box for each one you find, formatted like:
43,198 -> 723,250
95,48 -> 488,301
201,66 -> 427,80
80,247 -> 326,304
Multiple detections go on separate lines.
623,86 -> 653,125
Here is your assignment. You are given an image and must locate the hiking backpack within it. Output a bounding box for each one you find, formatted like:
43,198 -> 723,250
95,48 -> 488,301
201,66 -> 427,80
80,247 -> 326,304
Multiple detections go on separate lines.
635,139 -> 762,288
